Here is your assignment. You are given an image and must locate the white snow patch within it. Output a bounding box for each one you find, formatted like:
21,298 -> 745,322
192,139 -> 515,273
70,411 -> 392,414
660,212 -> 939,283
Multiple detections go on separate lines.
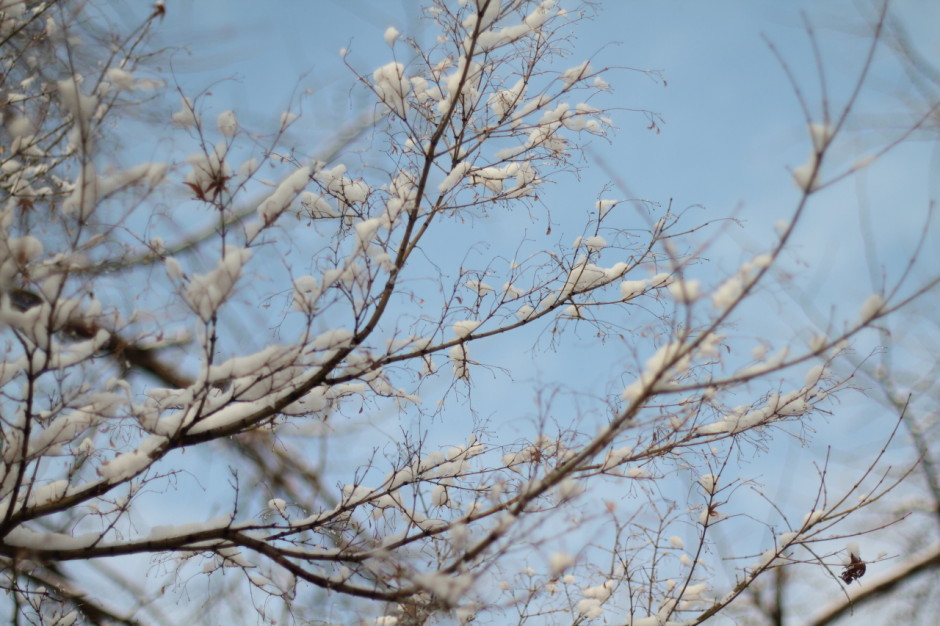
452,320 -> 481,339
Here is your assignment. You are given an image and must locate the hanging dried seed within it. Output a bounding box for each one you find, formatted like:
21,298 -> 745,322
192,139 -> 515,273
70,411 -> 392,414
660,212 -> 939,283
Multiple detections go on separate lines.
840,554 -> 867,584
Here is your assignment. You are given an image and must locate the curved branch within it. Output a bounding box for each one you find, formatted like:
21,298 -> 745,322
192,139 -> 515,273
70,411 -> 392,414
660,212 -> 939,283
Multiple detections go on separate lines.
807,544 -> 940,626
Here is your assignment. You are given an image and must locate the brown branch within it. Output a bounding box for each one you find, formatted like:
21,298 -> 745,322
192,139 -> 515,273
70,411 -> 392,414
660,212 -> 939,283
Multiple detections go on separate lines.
4,560 -> 143,626
807,544 -> 940,626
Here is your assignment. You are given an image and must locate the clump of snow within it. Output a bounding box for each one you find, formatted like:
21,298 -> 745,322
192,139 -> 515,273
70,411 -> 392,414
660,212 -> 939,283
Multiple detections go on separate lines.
373,62 -> 411,118
279,110 -> 298,128
793,156 -> 820,191
577,580 -> 617,618
292,275 -> 320,313
316,163 -> 370,207
489,79 -> 526,118
431,484 -> 451,508
794,123 -> 833,190
58,77 -> 97,128
268,498 -> 288,516
471,166 -> 510,193
516,304 -> 534,320
845,542 -> 861,560
188,401 -> 260,435
649,272 -> 673,287
4,236 -> 43,269
698,506 -> 725,526
184,246 -> 252,321
257,166 -> 311,225
560,61 -> 593,87
699,473 -> 718,495
172,96 -> 199,127
438,58 -> 483,115
620,279 -> 648,301
311,328 -> 354,351
583,236 -> 606,253
98,436 -> 166,482
450,344 -> 469,380
97,162 -> 168,196
698,381 -> 821,436
106,68 -> 135,90
439,161 -> 472,193
621,339 -> 692,402
562,304 -> 582,319
466,280 -> 494,296
859,293 -> 885,322
560,262 -> 607,296
301,191 -> 337,218
164,256 -> 184,280
804,364 -> 827,386
668,279 -> 700,303
453,320 -> 481,338
549,551 -> 575,574
576,597 -> 604,619
802,509 -> 824,527
216,110 -> 238,138
601,446 -> 633,470
809,122 -> 832,151
354,217 -> 383,250
596,199 -> 618,219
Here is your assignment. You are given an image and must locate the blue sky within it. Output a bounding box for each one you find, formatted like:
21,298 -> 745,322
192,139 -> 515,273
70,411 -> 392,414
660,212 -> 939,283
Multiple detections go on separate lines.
151,0 -> 938,287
